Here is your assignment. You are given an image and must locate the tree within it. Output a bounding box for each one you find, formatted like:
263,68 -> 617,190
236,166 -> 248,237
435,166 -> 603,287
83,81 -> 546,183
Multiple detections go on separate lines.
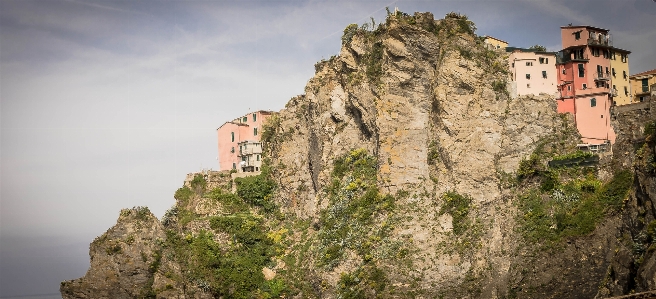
528,44 -> 547,52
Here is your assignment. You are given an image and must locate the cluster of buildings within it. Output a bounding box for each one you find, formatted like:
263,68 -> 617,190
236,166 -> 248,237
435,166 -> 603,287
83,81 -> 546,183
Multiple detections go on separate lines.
216,110 -> 273,173
486,25 -> 655,146
215,24 -> 654,173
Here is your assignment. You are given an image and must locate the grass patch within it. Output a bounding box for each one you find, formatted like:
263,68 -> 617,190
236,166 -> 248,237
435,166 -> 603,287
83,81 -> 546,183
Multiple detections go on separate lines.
318,149 -> 397,268
517,170 -> 632,246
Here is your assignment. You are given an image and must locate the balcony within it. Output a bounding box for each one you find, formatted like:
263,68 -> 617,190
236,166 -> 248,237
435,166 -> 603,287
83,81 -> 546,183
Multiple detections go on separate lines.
239,147 -> 261,156
561,53 -> 589,63
587,35 -> 612,47
594,72 -> 611,81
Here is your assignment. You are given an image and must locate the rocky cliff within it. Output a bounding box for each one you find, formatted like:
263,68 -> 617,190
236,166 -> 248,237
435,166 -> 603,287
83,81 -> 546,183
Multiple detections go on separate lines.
61,11 -> 656,299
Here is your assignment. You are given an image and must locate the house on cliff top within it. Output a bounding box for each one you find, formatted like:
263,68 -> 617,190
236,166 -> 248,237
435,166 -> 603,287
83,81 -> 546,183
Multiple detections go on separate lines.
555,25 -> 632,145
217,110 -> 274,172
506,47 -> 558,99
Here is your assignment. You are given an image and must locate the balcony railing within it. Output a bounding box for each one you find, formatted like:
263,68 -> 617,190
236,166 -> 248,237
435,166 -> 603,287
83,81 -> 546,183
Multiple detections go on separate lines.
561,54 -> 589,63
594,72 -> 611,81
587,36 -> 612,47
239,148 -> 261,156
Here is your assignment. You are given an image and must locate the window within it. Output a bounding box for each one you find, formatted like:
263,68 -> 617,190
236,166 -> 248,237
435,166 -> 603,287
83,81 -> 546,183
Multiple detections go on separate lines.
542,71 -> 547,79
623,71 -> 627,79
231,132 -> 234,142
640,96 -> 645,102
592,48 -> 599,57
621,54 -> 627,63
596,65 -> 603,76
231,147 -> 235,153
562,68 -> 566,75
603,50 -> 609,59
242,156 -> 246,162
526,62 -> 533,66
612,68 -> 616,77
567,85 -> 571,91
642,78 -> 649,93
242,116 -> 247,122
539,57 -> 545,64
252,113 -> 257,122
257,155 -> 260,161
624,86 -> 628,95
590,98 -> 596,107
527,84 -> 531,88
612,52 -> 616,60
232,163 -> 236,170
605,67 -> 609,75
583,83 -> 587,89
526,74 -> 531,79
254,127 -> 258,136
578,64 -> 585,77
574,31 -> 581,40
512,62 -> 514,68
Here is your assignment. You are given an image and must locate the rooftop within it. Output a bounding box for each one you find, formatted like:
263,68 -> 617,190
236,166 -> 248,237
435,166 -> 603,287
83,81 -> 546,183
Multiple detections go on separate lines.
484,35 -> 508,44
561,25 -> 609,33
630,68 -> 656,78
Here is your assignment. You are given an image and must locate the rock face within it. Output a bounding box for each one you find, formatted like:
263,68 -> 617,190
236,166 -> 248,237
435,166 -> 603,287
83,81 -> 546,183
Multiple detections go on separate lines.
60,207 -> 165,299
62,11 -> 656,299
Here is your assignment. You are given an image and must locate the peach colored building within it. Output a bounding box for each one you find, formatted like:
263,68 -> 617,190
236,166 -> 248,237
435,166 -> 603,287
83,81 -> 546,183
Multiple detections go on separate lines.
556,25 -> 629,145
630,68 -> 656,103
484,36 -> 508,50
216,110 -> 273,172
507,48 -> 558,98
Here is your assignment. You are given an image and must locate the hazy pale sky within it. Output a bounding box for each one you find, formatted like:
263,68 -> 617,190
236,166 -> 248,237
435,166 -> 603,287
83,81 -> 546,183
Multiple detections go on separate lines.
1,0 -> 655,297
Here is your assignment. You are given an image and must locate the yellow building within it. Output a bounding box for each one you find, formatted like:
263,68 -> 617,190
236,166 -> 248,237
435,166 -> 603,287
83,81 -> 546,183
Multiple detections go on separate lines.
610,50 -> 632,105
630,68 -> 656,103
484,36 -> 508,50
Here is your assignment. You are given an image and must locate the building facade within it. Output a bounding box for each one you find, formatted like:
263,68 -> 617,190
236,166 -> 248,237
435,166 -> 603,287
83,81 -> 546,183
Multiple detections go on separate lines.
630,69 -> 656,103
507,48 -> 558,98
484,36 -> 508,50
216,110 -> 273,172
556,25 -> 630,145
610,50 -> 632,105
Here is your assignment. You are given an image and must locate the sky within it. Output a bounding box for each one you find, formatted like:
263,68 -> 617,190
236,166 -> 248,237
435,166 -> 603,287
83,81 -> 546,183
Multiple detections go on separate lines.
1,0 -> 655,297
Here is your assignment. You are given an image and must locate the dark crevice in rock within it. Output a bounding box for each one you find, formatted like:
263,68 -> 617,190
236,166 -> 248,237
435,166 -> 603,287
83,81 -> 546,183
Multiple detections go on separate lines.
307,131 -> 321,194
346,100 -> 373,140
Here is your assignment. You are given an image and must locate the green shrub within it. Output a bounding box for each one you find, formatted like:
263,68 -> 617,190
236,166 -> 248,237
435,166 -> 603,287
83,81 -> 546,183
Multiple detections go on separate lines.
337,265 -> 389,298
190,174 -> 207,194
517,170 -> 633,246
517,154 -> 541,180
235,171 -> 276,213
598,170 -> 632,208
174,186 -> 193,204
551,150 -> 595,162
318,149 -> 396,268
342,23 -> 359,46
365,42 -> 384,83
205,188 -> 248,214
439,192 -> 473,235
106,243 -> 122,255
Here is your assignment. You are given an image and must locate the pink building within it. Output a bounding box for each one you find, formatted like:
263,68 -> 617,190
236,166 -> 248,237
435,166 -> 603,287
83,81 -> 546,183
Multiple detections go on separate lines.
217,110 -> 274,172
508,48 -> 558,98
556,25 -> 628,145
